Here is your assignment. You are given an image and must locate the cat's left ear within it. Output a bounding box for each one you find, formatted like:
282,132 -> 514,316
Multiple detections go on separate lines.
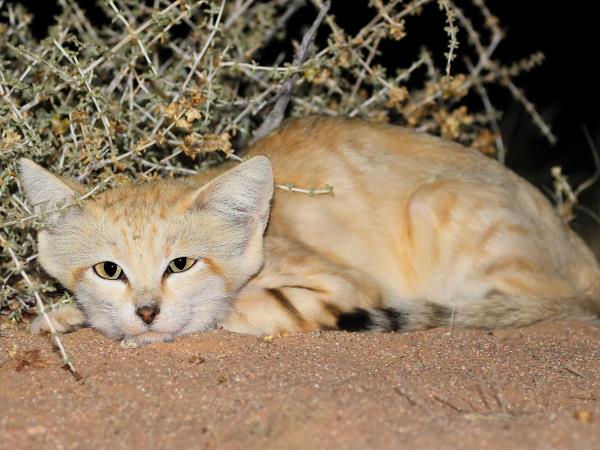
18,158 -> 81,215
193,156 -> 274,231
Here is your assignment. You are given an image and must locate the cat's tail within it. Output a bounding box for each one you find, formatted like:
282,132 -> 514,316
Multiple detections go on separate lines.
337,292 -> 600,332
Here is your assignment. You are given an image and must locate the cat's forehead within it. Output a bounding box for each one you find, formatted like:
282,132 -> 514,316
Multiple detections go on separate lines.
98,178 -> 194,205
75,178 -> 219,252
89,179 -> 197,221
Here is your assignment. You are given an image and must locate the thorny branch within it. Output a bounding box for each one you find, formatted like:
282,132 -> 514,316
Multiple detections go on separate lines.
1,234 -> 81,381
251,0 -> 331,144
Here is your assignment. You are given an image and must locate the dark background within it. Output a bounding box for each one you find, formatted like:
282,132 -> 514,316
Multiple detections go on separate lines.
7,0 -> 600,245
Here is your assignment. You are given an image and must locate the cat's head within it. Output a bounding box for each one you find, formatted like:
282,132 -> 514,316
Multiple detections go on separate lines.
18,157 -> 273,345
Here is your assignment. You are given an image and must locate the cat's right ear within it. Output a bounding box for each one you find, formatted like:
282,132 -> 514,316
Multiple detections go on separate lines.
192,156 -> 274,228
18,158 -> 80,215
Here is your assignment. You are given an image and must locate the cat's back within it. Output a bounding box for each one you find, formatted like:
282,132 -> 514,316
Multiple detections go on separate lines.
246,115 -> 534,228
247,116 -> 599,298
247,116 -> 488,185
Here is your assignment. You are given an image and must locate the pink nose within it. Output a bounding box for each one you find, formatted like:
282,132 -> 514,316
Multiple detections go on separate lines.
136,305 -> 160,324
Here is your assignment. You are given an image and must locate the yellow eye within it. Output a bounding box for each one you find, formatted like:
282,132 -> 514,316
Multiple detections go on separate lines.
167,257 -> 196,274
93,261 -> 124,280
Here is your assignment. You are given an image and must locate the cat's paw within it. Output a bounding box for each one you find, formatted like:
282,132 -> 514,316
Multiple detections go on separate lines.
30,305 -> 86,335
121,332 -> 175,347
120,339 -> 139,349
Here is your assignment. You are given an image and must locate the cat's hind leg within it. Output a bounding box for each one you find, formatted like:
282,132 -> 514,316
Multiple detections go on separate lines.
339,178 -> 600,332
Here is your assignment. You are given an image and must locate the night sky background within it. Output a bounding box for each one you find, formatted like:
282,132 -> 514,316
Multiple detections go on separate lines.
6,0 -> 600,249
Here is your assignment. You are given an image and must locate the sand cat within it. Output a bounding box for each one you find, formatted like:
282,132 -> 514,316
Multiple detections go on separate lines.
19,117 -> 600,345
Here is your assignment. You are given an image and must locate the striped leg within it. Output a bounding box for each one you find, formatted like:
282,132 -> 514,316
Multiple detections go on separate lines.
220,237 -> 382,336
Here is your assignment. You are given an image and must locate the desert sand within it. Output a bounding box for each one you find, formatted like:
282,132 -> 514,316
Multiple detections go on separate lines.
1,320 -> 599,449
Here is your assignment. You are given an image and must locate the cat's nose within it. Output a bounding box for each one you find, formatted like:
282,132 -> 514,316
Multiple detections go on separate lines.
136,305 -> 160,324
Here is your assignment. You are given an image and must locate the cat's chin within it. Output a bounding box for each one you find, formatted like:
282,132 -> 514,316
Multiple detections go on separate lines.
121,331 -> 175,347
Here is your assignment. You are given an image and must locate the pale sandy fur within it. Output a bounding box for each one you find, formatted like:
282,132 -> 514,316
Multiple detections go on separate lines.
20,117 -> 600,342
221,117 -> 600,334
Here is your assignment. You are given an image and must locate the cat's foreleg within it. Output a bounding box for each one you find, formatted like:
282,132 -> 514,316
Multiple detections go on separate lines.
30,305 -> 86,335
221,270 -> 382,336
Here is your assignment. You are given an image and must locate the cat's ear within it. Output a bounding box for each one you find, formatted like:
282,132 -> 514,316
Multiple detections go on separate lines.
18,158 -> 81,214
193,156 -> 273,230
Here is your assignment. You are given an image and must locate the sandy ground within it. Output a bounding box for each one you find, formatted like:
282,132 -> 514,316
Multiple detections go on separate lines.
1,320 -> 599,450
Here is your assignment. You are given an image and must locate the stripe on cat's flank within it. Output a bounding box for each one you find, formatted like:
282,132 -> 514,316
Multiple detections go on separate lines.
265,288 -> 311,330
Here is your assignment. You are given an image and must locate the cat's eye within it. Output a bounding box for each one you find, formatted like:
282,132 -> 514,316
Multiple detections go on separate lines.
166,257 -> 197,274
93,261 -> 125,280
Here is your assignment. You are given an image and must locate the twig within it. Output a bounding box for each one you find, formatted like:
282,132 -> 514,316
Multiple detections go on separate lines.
179,0 -> 226,98
349,36 -> 382,102
349,56 -> 427,117
394,387 -> 417,406
219,61 -> 303,73
431,394 -> 464,413
275,183 -> 334,196
147,0 -> 226,145
465,57 -> 505,163
224,0 -> 256,29
107,0 -> 158,76
502,77 -> 556,145
487,382 -> 509,413
57,0 -> 98,41
53,40 -> 116,159
82,0 -> 183,75
137,158 -> 199,175
251,0 -> 331,144
438,0 -> 459,78
574,126 -> 600,197
476,382 -> 492,410
0,67 -> 34,138
6,43 -> 75,84
574,204 -> 600,225
0,234 -> 80,381
564,365 -> 588,380
240,0 -> 306,57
